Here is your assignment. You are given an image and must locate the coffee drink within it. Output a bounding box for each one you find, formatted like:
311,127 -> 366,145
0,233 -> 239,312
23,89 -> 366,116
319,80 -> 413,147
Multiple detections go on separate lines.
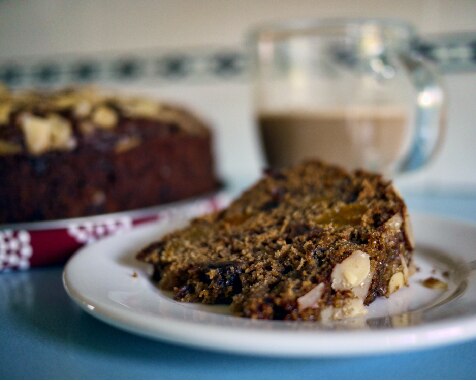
258,108 -> 412,173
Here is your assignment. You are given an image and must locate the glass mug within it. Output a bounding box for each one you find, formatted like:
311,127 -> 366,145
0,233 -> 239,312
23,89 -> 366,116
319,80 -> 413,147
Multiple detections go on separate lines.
249,19 -> 446,175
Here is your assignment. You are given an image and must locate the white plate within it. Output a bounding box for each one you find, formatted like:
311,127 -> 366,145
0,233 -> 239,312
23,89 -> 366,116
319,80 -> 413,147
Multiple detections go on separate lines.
63,213 -> 476,357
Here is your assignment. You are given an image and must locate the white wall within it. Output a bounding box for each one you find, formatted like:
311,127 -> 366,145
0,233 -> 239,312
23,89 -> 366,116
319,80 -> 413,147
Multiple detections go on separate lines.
0,0 -> 475,192
1,0 -> 476,57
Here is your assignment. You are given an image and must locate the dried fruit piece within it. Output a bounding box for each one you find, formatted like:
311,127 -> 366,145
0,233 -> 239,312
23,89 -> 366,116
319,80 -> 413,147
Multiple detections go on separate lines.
422,277 -> 448,290
114,136 -> 141,153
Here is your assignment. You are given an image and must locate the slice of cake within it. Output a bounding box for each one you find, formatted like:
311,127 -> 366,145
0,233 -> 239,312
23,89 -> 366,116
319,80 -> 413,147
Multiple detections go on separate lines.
137,161 -> 414,321
0,86 -> 219,223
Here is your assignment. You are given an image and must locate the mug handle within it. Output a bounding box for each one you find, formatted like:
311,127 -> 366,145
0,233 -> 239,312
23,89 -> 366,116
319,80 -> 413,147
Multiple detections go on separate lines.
398,51 -> 446,172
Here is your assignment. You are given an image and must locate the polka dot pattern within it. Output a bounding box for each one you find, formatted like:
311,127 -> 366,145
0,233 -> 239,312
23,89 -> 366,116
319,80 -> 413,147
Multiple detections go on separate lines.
67,216 -> 133,245
0,230 -> 33,271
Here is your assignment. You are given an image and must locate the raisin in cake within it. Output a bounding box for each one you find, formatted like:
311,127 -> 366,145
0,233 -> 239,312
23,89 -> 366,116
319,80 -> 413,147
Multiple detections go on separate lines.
0,86 -> 219,223
137,160 -> 414,321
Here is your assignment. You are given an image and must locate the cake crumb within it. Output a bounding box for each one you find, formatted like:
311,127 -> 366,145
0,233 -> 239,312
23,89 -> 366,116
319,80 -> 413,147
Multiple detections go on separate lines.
442,270 -> 450,278
131,271 -> 138,278
421,277 -> 447,290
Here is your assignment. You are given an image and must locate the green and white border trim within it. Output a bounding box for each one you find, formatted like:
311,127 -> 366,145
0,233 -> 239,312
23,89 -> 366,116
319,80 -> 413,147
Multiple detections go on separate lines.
0,33 -> 475,88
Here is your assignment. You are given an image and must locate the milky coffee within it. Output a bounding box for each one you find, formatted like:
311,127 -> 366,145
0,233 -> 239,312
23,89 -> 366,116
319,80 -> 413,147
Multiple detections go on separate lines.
258,108 -> 411,172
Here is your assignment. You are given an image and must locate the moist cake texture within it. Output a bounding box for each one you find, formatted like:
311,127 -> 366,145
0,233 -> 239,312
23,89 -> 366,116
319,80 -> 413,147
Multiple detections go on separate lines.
0,86 -> 219,223
137,161 -> 414,321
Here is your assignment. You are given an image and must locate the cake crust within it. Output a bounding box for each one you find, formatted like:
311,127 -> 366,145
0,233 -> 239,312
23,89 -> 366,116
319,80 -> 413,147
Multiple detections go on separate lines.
137,160 -> 413,321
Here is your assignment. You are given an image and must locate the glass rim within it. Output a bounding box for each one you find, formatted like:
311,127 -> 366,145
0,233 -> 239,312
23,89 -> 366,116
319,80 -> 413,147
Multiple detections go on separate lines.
248,17 -> 417,42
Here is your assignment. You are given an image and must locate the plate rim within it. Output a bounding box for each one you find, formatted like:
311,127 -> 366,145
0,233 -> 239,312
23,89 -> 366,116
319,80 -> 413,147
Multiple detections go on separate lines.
1,191 -> 224,231
63,212 -> 476,357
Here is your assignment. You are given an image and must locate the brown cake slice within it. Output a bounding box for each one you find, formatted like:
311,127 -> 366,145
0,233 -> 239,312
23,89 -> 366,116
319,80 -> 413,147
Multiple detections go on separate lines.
137,160 -> 414,321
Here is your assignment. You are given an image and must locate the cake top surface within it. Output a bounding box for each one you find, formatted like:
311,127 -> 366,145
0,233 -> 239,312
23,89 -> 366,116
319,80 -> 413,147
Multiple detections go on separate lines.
0,85 -> 209,156
138,160 -> 413,320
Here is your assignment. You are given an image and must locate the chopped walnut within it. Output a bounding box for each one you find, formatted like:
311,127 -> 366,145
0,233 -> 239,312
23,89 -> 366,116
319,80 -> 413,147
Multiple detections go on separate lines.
321,297 -> 367,321
52,94 -> 78,110
92,106 -> 118,129
120,98 -> 161,118
19,113 -> 76,155
388,272 -> 405,295
331,250 -> 370,291
297,283 -> 325,311
403,209 -> 415,250
74,100 -> 93,118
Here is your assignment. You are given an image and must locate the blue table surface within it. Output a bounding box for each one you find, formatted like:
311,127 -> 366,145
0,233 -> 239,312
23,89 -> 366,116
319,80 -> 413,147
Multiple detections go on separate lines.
2,193 -> 476,379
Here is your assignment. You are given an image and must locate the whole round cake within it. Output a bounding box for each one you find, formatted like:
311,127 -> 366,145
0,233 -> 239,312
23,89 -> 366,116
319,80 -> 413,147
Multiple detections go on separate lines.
0,86 -> 219,223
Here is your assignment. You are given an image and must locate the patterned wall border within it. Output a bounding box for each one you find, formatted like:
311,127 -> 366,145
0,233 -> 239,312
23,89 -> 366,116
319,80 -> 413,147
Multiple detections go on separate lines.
0,34 -> 475,88
0,48 -> 249,88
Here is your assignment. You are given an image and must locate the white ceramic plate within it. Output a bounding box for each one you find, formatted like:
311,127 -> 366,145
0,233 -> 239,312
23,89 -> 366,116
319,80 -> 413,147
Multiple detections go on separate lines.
63,213 -> 476,357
